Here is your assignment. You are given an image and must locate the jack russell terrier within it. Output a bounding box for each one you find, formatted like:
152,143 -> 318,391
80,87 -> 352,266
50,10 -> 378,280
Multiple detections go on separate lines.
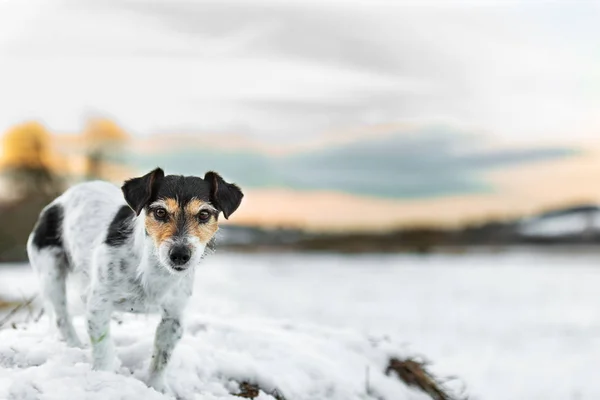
27,168 -> 243,394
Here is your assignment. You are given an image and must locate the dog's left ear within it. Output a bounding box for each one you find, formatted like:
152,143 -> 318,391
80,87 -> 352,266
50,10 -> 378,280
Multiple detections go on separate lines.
204,171 -> 243,219
122,168 -> 165,215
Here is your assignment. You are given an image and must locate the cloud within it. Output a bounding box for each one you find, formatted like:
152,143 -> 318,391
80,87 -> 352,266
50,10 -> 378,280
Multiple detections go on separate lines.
0,0 -> 599,142
130,126 -> 576,199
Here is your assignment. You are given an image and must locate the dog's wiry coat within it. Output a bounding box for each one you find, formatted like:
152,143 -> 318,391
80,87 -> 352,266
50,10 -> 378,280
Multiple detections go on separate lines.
26,168 -> 243,395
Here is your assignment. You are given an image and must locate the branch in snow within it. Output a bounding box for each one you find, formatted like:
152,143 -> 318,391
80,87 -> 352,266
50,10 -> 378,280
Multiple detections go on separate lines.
0,295 -> 37,329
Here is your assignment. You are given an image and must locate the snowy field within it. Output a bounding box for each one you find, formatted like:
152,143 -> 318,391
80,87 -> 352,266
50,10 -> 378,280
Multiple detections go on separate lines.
0,250 -> 599,400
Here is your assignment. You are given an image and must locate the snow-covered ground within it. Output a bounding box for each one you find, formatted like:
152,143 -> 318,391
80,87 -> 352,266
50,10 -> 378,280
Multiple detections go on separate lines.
1,250 -> 599,400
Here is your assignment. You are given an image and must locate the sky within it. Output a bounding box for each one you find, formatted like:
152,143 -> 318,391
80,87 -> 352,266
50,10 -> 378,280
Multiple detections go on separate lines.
0,0 -> 599,145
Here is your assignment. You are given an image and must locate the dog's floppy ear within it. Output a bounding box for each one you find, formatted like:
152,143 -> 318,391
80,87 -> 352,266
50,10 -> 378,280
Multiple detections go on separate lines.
121,168 -> 165,215
204,171 -> 243,219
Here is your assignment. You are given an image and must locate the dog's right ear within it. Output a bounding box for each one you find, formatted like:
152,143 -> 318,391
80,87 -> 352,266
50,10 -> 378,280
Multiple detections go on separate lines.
121,168 -> 164,215
204,171 -> 243,219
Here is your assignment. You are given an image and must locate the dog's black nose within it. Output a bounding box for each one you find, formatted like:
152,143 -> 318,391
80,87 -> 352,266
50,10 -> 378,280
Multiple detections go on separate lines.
169,246 -> 191,266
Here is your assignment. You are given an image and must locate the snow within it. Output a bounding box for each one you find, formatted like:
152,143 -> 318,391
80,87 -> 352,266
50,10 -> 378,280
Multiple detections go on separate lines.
0,255 -> 434,400
0,314 -> 425,400
1,250 -> 600,400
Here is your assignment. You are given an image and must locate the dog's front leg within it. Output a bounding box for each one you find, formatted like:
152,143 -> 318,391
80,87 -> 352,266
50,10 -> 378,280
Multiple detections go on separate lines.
86,294 -> 119,372
147,309 -> 183,394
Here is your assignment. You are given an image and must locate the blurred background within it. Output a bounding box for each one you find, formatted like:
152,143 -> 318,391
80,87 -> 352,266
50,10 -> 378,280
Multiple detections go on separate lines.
1,1 -> 600,399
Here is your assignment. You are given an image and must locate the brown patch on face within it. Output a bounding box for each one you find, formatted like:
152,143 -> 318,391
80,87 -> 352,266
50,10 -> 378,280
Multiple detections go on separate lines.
144,198 -> 181,246
164,198 -> 179,213
185,199 -> 219,244
144,198 -> 219,246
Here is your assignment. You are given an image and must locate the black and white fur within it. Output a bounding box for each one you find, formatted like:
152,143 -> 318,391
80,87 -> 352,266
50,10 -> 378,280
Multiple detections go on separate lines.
26,168 -> 243,394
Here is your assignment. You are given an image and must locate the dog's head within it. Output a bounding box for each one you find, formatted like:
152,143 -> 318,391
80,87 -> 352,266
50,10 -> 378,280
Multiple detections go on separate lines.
121,168 -> 243,273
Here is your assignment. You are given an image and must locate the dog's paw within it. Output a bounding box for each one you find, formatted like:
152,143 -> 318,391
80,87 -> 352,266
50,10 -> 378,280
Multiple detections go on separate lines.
92,355 -> 121,373
118,365 -> 133,376
147,376 -> 174,397
66,336 -> 85,349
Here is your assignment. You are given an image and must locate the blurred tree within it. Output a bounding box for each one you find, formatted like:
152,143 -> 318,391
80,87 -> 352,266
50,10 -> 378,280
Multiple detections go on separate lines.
0,121 -> 64,262
1,121 -> 62,199
83,118 -> 128,180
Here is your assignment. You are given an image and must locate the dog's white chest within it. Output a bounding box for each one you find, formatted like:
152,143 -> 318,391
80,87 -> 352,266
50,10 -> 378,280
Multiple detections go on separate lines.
109,270 -> 190,315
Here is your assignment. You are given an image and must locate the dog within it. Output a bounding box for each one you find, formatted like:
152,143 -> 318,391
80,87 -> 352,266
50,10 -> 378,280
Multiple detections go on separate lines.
26,168 -> 243,394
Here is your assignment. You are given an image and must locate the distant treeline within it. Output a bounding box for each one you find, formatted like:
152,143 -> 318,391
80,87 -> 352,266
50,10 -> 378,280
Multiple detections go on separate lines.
2,200 -> 598,262
217,205 -> 600,254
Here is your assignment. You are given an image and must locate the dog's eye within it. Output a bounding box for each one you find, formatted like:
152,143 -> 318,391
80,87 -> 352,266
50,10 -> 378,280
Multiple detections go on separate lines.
153,208 -> 167,220
198,210 -> 210,222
